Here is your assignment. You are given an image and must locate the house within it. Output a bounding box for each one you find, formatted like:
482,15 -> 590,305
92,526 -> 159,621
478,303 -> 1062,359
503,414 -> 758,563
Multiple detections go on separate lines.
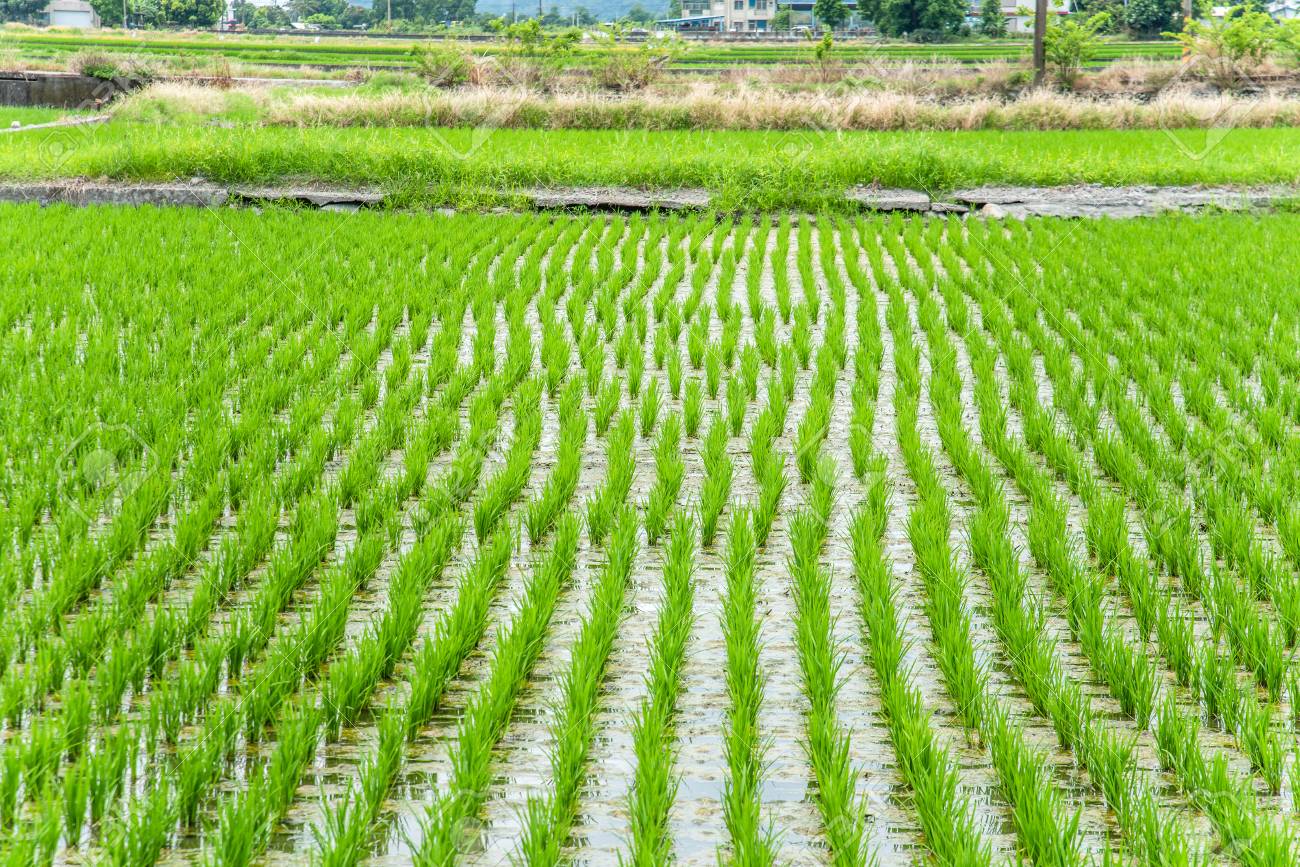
966,0 -> 1069,34
775,0 -> 859,30
658,0 -> 856,32
1209,2 -> 1297,19
45,0 -> 100,28
659,0 -> 779,32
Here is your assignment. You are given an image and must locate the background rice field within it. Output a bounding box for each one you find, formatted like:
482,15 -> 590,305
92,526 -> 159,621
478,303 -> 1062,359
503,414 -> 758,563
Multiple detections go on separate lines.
1,204 -> 1298,866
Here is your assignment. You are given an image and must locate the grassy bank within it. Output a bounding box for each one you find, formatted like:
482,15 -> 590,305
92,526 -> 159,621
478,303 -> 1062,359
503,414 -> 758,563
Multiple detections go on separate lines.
2,122 -> 1295,208
117,81 -> 1300,134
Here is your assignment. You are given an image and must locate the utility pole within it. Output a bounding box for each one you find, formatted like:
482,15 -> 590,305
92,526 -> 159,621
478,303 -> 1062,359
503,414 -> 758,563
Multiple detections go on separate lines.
1182,0 -> 1193,58
1032,0 -> 1047,86
386,0 -> 391,31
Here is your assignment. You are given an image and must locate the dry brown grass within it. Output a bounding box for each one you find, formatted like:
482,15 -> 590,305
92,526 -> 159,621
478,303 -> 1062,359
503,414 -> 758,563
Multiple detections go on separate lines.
114,78 -> 1300,132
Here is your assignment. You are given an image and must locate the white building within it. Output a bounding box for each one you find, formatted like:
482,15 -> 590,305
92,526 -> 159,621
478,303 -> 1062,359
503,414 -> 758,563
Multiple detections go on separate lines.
659,0 -> 777,32
46,0 -> 100,28
970,0 -> 1069,34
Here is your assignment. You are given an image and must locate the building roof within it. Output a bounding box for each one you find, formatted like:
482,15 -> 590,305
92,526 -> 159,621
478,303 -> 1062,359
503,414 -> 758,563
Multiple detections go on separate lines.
45,0 -> 96,11
656,14 -> 726,23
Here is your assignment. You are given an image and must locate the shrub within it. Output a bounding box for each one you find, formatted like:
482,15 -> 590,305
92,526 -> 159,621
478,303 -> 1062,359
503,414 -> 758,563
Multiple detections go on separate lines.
1167,7 -> 1276,88
1044,12 -> 1112,88
71,50 -> 122,81
412,42 -> 472,88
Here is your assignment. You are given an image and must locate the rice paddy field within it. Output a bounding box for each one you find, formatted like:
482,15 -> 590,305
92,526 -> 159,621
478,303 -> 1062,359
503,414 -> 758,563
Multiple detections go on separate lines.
3,202 -> 1300,867
0,30 -> 1181,74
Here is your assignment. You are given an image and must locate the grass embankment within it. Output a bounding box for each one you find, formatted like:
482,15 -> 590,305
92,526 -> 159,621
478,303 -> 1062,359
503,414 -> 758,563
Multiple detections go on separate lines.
115,82 -> 1300,135
1,122 -> 1296,208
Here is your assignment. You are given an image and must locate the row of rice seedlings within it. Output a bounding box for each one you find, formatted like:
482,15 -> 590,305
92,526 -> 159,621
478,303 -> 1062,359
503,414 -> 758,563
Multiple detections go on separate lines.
882,272 -> 1086,867
770,216 -> 793,325
785,465 -> 872,866
587,409 -> 636,546
718,508 -> 779,865
794,218 -> 820,324
943,223 -> 1298,854
407,513 -> 583,867
919,268 -> 1206,866
314,382 -> 597,864
793,345 -> 840,485
515,506 -> 641,865
849,474 -> 991,867
473,378 -> 545,541
624,514 -> 698,865
748,383 -> 791,549
0,324 -> 436,847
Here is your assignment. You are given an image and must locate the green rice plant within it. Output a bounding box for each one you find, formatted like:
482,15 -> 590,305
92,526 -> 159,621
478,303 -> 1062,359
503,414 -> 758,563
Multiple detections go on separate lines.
683,379 -> 703,438
726,375 -> 747,437
667,351 -> 683,399
643,414 -> 686,546
640,376 -> 662,438
473,378 -> 544,541
705,350 -> 722,399
595,376 -> 623,438
699,415 -> 734,548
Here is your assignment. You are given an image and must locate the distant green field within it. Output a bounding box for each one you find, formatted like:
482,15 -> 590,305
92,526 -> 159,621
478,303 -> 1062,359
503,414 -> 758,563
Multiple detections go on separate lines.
0,30 -> 1182,73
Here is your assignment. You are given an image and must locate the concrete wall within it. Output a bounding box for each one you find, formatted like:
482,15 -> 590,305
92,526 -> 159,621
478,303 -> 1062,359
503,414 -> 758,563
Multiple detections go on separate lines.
0,71 -> 141,108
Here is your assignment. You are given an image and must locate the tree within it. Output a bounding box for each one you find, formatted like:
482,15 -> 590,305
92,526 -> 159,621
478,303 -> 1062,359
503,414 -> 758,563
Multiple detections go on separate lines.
771,5 -> 792,29
814,0 -> 848,29
624,3 -> 655,22
873,0 -> 965,37
1121,0 -> 1179,37
1042,10 -> 1110,86
978,0 -> 1005,37
918,0 -> 965,33
0,0 -> 49,24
